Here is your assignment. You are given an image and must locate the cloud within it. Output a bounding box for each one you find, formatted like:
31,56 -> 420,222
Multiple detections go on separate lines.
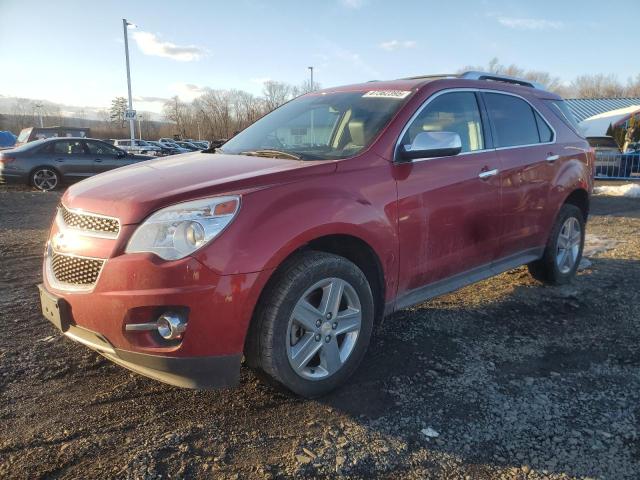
135,95 -> 169,103
496,16 -> 564,30
340,0 -> 364,8
132,31 -> 206,61
379,40 -> 417,51
170,82 -> 207,101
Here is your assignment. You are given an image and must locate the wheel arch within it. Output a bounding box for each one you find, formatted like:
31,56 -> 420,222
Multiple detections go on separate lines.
562,187 -> 590,221
243,232 -> 387,360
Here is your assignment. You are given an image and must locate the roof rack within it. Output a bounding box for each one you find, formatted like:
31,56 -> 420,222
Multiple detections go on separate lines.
459,71 -> 545,90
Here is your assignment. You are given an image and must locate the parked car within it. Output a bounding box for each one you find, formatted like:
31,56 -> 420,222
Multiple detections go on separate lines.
113,139 -> 163,156
175,140 -> 201,151
146,140 -> 187,155
0,137 -> 153,190
587,136 -> 633,177
38,72 -> 593,397
16,126 -> 91,146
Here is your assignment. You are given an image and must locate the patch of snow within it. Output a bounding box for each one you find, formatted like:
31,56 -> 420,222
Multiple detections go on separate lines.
421,427 -> 439,438
594,183 -> 640,198
584,234 -> 619,257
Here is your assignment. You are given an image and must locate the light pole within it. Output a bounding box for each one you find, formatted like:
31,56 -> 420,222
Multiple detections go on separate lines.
34,103 -> 44,127
308,66 -> 315,145
122,18 -> 135,142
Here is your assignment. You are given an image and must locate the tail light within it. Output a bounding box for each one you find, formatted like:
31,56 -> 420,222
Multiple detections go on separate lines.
0,154 -> 16,165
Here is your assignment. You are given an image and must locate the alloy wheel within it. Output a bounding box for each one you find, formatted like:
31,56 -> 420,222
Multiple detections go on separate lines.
556,217 -> 581,274
32,169 -> 58,191
286,277 -> 362,380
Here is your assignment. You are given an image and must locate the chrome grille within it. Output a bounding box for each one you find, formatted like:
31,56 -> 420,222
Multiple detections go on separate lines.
50,252 -> 105,286
59,205 -> 120,236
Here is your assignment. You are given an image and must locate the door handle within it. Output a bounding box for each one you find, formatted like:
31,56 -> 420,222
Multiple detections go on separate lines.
478,168 -> 499,179
55,158 -> 64,163
94,159 -> 103,163
546,154 -> 560,162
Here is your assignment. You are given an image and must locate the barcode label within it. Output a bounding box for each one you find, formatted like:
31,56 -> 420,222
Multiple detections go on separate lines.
362,90 -> 411,99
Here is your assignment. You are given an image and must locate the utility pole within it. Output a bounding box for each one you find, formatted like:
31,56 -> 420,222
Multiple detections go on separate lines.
122,18 -> 135,142
138,114 -> 142,140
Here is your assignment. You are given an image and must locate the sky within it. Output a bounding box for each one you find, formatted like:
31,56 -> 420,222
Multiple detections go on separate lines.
0,0 -> 637,115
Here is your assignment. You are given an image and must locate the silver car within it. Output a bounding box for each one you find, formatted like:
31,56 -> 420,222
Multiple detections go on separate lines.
0,137 -> 153,191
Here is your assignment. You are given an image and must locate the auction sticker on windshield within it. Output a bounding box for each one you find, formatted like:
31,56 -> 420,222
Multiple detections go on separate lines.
362,90 -> 412,99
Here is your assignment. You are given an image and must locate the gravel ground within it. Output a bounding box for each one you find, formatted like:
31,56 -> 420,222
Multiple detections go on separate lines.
1,183 -> 639,479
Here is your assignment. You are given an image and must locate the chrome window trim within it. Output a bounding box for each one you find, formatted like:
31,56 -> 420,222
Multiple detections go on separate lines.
393,88 -> 556,164
45,243 -> 107,293
57,203 -> 121,239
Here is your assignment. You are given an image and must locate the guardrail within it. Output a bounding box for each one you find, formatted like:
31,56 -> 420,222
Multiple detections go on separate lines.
595,152 -> 640,180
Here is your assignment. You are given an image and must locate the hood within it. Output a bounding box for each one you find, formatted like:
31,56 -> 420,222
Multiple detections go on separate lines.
63,152 -> 336,224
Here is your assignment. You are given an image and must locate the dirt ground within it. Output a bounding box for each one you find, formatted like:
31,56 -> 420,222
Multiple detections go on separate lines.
1,183 -> 639,480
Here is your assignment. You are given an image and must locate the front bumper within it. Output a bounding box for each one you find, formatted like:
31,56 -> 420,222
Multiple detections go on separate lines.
39,282 -> 244,389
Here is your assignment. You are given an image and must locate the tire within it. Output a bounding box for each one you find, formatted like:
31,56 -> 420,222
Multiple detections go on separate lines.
246,251 -> 374,398
31,167 -> 60,191
528,204 -> 585,285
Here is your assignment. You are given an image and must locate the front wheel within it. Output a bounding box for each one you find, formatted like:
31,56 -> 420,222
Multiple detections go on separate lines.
528,204 -> 585,285
246,252 -> 374,397
31,167 -> 60,191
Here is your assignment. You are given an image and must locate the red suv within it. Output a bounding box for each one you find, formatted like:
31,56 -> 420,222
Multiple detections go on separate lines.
39,72 -> 593,397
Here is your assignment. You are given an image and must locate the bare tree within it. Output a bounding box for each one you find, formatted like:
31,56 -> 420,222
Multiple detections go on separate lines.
262,81 -> 293,111
570,74 -> 625,98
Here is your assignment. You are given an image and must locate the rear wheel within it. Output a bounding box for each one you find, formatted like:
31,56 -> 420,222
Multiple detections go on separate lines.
246,252 -> 374,397
31,168 -> 60,191
528,204 -> 585,285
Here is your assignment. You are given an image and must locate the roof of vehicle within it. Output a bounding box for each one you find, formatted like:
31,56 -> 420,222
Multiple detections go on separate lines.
319,71 -> 562,100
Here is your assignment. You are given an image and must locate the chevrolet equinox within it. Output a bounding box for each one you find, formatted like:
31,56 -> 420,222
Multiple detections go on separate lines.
38,72 -> 593,397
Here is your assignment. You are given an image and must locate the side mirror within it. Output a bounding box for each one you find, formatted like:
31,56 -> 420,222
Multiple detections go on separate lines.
398,131 -> 462,161
117,149 -> 127,158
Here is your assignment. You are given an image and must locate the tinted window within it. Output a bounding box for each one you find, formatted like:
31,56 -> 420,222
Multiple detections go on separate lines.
535,111 -> 553,142
86,141 -> 121,156
587,137 -> 619,149
402,92 -> 484,153
484,93 -> 541,147
52,140 -> 85,155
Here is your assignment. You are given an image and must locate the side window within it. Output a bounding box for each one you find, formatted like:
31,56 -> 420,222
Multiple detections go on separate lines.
534,111 -> 553,143
402,92 -> 484,153
484,93 -> 542,147
86,141 -> 120,156
52,140 -> 86,155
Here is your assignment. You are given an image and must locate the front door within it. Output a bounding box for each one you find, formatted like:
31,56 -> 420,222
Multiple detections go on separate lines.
85,140 -> 128,173
395,91 -> 502,299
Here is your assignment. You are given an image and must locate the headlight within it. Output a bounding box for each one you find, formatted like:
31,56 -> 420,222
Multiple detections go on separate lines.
125,196 -> 240,260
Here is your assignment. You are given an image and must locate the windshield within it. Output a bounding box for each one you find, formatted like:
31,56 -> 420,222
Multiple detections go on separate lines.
220,90 -> 412,160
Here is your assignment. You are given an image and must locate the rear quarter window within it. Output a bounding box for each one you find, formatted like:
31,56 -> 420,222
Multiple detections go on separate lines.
546,100 -> 581,135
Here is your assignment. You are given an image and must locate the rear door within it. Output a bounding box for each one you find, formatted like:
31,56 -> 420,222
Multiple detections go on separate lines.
45,139 -> 94,180
395,90 -> 502,297
482,91 -> 557,259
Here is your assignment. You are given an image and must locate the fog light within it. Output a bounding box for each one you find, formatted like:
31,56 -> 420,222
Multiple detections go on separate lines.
156,312 -> 187,340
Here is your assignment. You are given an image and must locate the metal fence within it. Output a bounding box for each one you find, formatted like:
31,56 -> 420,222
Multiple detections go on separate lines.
594,152 -> 640,180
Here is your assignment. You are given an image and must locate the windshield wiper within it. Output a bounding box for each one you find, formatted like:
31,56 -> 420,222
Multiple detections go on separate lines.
240,149 -> 302,160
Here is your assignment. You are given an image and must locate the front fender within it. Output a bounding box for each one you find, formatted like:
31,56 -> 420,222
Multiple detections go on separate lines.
193,164 -> 399,287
